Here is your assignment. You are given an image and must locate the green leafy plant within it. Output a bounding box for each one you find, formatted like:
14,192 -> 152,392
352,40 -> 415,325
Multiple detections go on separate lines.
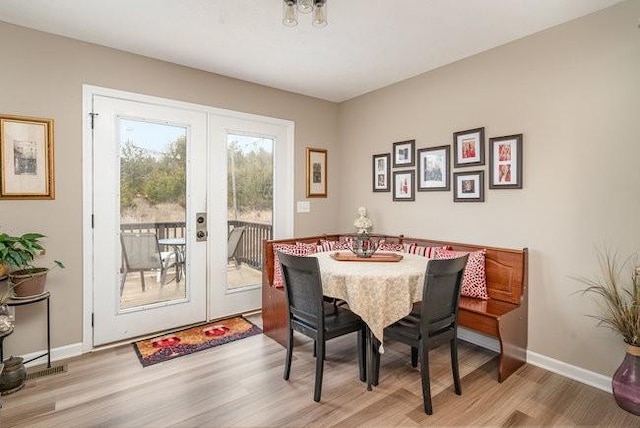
575,250 -> 640,347
0,232 -> 64,272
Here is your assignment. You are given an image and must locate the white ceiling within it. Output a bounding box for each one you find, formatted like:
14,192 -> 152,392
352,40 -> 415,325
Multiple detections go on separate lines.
0,0 -> 623,102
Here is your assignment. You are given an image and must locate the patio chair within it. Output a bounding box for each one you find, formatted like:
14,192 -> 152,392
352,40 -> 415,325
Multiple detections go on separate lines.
227,226 -> 246,268
120,232 -> 177,294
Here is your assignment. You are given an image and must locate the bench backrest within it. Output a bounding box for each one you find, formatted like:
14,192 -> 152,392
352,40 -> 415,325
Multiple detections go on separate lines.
263,234 -> 527,306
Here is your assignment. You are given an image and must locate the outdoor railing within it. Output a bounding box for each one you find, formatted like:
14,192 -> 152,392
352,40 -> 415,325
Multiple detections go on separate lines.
120,220 -> 272,270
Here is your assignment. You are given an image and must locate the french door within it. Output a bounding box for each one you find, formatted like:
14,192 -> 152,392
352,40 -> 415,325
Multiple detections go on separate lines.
85,86 -> 294,347
91,94 -> 208,346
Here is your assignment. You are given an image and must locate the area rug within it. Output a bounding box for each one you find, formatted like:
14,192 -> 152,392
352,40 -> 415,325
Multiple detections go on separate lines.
133,316 -> 262,367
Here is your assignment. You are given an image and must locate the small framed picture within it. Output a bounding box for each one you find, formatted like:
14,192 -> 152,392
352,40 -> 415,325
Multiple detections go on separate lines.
306,147 -> 327,198
453,170 -> 484,202
393,170 -> 415,201
0,114 -> 55,200
417,145 -> 450,191
392,140 -> 415,168
453,127 -> 485,167
489,134 -> 523,189
372,153 -> 390,192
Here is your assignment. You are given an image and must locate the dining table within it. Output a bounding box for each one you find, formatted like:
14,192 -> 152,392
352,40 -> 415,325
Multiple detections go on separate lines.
313,251 -> 430,389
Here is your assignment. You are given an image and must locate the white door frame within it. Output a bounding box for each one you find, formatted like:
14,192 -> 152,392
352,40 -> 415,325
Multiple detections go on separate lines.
82,85 -> 294,352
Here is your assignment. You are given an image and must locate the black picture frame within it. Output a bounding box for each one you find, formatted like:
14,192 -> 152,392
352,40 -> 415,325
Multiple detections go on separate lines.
393,170 -> 415,201
392,140 -> 415,168
453,170 -> 484,202
489,134 -> 523,189
372,153 -> 391,192
417,145 -> 450,191
453,127 -> 485,168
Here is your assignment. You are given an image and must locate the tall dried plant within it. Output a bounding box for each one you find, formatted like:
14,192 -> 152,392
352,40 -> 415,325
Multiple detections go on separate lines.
575,250 -> 640,347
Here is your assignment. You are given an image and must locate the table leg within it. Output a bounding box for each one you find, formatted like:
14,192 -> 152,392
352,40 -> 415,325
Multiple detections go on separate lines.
366,327 -> 374,391
46,297 -> 51,368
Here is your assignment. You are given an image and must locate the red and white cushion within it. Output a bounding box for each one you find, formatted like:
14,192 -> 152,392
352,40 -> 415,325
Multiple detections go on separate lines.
403,244 -> 452,258
434,248 -> 489,300
377,241 -> 404,252
318,239 -> 351,252
272,242 -> 317,288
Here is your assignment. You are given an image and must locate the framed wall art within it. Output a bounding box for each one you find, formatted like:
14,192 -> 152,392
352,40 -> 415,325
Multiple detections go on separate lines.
393,170 -> 415,201
372,153 -> 390,192
489,134 -> 523,189
306,147 -> 327,198
453,127 -> 485,168
392,139 -> 415,168
417,145 -> 450,191
453,170 -> 484,202
0,114 -> 55,200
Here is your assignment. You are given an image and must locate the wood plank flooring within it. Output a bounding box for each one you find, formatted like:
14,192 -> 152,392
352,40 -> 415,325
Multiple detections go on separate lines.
1,314 -> 637,427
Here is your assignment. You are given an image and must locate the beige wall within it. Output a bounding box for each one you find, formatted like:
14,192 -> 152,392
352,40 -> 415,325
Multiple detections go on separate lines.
0,22 -> 341,355
2,0 -> 638,379
338,0 -> 640,376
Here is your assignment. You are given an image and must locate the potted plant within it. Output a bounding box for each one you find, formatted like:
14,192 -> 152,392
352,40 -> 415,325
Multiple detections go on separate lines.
575,249 -> 640,415
0,232 -> 64,298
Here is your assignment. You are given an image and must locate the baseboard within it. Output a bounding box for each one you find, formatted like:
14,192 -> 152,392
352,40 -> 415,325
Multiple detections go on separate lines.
457,327 -> 612,394
20,342 -> 83,368
526,349 -> 612,393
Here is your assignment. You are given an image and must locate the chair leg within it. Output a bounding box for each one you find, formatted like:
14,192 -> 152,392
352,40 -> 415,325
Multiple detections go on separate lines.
357,327 -> 366,382
284,327 -> 294,380
411,346 -> 419,368
139,271 -> 146,292
314,339 -> 325,402
451,338 -> 462,395
366,328 -> 374,391
420,343 -> 433,415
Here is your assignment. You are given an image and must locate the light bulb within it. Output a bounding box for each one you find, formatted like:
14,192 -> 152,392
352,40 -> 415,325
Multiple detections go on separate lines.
298,0 -> 313,14
312,1 -> 327,28
283,0 -> 298,27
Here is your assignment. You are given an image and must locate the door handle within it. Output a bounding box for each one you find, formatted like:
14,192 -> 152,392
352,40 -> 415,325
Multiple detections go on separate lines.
196,212 -> 207,241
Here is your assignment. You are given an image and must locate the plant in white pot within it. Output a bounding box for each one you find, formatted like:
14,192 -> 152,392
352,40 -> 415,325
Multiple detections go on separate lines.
574,249 -> 640,415
0,232 -> 64,298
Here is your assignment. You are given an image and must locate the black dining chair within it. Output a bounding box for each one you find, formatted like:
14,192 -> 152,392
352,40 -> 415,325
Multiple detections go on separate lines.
278,251 -> 367,402
382,255 -> 468,414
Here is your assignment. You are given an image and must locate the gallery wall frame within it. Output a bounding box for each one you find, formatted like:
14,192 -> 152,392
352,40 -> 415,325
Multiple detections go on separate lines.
392,139 -> 415,168
393,169 -> 415,201
417,145 -> 450,191
453,127 -> 485,168
453,170 -> 484,202
0,114 -> 55,200
305,147 -> 327,198
489,134 -> 523,189
372,153 -> 390,192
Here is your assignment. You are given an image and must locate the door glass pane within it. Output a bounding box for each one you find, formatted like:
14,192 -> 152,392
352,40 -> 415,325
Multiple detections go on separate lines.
227,134 -> 273,290
119,119 -> 187,310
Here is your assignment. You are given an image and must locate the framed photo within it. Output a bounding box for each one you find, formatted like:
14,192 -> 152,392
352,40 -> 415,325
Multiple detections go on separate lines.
417,145 -> 450,191
393,170 -> 415,201
0,114 -> 55,200
453,170 -> 484,202
453,127 -> 485,167
489,134 -> 523,189
372,153 -> 390,192
306,147 -> 327,198
392,140 -> 415,168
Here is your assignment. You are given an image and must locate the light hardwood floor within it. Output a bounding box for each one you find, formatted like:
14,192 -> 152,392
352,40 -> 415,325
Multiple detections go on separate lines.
1,314 -> 637,427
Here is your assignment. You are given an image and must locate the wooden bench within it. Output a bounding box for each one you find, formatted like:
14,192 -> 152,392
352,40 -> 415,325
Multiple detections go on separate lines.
262,234 -> 528,382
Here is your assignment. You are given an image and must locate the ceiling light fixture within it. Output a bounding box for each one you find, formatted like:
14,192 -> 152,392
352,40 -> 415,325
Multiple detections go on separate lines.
283,0 -> 327,28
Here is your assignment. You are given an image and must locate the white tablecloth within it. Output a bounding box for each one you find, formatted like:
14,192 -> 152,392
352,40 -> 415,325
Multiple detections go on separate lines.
313,251 -> 429,342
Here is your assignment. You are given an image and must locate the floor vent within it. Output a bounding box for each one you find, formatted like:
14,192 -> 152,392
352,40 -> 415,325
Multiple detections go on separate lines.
26,364 -> 67,380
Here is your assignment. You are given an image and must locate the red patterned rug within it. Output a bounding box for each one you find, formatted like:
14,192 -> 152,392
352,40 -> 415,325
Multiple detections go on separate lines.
133,316 -> 262,367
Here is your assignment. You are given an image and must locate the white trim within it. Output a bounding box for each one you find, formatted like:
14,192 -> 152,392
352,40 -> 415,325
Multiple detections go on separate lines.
458,327 -> 613,394
526,350 -> 613,393
457,327 -> 500,353
81,87 -> 94,353
21,342 -> 83,368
